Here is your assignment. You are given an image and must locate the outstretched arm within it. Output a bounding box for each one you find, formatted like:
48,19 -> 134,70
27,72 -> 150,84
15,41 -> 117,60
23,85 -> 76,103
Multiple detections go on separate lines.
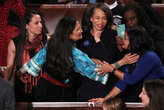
22,46 -> 108,84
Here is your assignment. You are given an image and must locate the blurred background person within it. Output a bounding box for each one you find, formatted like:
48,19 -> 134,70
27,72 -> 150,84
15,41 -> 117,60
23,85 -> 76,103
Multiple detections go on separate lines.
103,97 -> 126,110
0,77 -> 15,110
139,79 -> 164,110
0,0 -> 25,77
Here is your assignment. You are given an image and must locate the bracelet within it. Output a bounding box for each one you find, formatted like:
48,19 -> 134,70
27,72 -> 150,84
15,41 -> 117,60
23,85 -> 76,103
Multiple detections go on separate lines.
111,68 -> 117,74
114,62 -> 120,69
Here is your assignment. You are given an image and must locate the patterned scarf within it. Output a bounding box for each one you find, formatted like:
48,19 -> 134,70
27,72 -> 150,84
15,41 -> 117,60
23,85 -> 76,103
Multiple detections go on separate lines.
22,34 -> 44,94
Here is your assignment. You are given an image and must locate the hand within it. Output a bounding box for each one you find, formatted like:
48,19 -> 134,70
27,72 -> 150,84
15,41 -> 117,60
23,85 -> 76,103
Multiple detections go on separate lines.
116,36 -> 124,52
96,61 -> 113,75
121,53 -> 139,65
0,66 -> 7,77
91,58 -> 103,65
88,98 -> 105,104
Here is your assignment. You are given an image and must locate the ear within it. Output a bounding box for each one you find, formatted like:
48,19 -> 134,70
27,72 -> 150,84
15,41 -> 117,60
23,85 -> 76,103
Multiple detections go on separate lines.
26,24 -> 29,30
90,17 -> 93,23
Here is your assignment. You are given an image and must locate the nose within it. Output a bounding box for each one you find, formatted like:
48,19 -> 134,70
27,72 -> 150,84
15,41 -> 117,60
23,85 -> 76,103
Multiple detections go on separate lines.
39,22 -> 42,28
139,92 -> 142,98
126,20 -> 132,27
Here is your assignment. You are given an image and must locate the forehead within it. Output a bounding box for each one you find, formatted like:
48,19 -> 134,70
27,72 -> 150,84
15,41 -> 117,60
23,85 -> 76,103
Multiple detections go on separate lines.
125,10 -> 136,17
30,14 -> 41,21
93,8 -> 105,16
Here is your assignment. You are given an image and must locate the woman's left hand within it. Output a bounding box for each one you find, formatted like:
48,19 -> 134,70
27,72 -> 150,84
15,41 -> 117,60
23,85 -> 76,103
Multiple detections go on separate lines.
96,61 -> 113,75
88,97 -> 105,104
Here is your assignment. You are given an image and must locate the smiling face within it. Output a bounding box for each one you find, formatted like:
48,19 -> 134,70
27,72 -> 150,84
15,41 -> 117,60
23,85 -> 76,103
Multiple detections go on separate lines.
26,14 -> 42,36
139,87 -> 150,107
124,10 -> 138,28
90,8 -> 107,31
69,21 -> 83,41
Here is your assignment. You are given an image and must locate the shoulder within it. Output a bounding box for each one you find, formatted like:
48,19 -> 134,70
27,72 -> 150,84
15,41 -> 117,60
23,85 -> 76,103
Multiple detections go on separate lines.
141,51 -> 160,63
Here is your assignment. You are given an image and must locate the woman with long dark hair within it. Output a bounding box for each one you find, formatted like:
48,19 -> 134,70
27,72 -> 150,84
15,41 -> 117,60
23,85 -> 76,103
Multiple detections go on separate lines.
5,10 -> 48,101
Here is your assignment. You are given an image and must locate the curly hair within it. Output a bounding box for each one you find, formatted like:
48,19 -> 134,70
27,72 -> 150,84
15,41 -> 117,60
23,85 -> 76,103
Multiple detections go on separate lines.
43,17 -> 77,82
82,3 -> 113,31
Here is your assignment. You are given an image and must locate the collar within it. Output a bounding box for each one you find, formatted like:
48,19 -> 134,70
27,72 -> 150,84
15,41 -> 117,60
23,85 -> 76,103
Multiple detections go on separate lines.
104,1 -> 118,10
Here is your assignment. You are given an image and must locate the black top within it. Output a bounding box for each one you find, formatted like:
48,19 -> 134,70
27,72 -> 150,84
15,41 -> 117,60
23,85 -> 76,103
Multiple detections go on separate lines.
111,3 -> 124,25
76,29 -> 120,101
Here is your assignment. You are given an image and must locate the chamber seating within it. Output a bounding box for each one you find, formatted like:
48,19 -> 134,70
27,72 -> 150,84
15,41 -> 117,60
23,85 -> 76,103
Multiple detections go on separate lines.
16,102 -> 144,110
27,3 -> 164,35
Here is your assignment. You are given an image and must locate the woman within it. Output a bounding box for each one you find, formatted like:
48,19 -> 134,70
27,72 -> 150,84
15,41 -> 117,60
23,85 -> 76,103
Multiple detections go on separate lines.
5,10 -> 48,101
123,4 -> 164,65
33,16 -> 87,101
76,3 -> 122,101
139,79 -> 164,110
0,0 -> 25,75
90,26 -> 164,102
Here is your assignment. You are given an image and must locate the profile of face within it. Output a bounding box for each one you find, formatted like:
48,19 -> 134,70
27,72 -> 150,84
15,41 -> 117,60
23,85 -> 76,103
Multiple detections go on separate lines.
26,14 -> 42,36
122,33 -> 129,49
69,21 -> 83,41
90,8 -> 107,31
124,10 -> 138,27
139,87 -> 150,107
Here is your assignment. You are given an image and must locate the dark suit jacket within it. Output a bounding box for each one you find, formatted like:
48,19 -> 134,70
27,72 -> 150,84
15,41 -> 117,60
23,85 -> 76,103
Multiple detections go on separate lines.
0,77 -> 15,110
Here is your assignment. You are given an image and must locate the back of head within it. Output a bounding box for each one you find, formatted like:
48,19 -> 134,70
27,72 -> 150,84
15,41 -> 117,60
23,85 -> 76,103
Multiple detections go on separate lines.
144,79 -> 164,110
44,16 -> 77,82
103,97 -> 126,110
126,26 -> 154,55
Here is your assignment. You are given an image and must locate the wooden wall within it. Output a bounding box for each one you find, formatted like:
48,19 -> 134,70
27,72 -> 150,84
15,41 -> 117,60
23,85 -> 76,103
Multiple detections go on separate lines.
27,4 -> 164,35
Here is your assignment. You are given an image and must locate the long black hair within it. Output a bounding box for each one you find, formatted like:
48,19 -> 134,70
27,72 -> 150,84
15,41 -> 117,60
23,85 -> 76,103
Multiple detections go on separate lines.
126,26 -> 154,56
126,26 -> 154,74
43,17 -> 77,82
15,10 -> 47,69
